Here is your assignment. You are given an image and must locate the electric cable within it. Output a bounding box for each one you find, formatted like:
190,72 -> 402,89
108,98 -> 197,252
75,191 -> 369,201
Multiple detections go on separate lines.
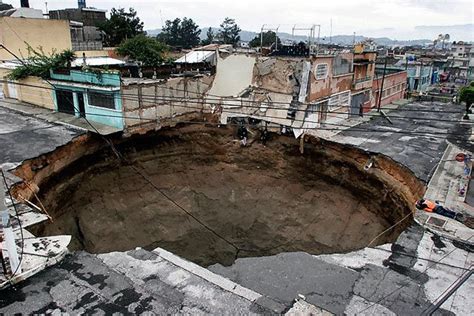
0,97 -> 470,143
420,264 -> 473,315
355,234 -> 474,314
1,79 -> 471,121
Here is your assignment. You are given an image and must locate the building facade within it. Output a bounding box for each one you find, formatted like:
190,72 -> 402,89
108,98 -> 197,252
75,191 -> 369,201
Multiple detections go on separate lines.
372,69 -> 407,109
0,17 -> 72,61
352,43 -> 376,113
49,69 -> 123,129
49,7 -> 106,51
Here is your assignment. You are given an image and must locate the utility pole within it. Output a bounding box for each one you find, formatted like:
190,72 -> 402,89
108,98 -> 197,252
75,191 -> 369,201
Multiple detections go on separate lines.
0,170 -> 20,277
377,57 -> 388,112
418,60 -> 423,93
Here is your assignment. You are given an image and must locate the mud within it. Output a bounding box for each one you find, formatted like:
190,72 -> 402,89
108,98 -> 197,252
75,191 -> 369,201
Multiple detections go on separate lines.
27,125 -> 421,267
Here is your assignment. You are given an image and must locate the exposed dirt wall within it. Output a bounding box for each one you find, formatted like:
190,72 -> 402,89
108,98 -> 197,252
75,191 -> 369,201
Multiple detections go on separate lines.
12,125 -> 425,267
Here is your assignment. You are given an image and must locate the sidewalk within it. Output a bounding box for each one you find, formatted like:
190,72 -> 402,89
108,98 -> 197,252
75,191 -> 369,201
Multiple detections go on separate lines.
419,142 -> 473,241
0,98 -> 121,136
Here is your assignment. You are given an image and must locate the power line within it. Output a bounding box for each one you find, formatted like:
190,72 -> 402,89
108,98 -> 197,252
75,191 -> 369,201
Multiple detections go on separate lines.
0,97 -> 470,143
1,79 -> 471,121
355,235 -> 474,314
0,97 -> 470,142
420,265 -> 473,315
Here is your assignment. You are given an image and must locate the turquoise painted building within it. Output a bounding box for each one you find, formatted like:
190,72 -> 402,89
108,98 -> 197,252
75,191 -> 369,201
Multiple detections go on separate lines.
50,69 -> 124,129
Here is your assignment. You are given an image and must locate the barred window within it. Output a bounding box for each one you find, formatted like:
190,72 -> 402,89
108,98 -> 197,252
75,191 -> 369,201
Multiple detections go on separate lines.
328,91 -> 351,111
315,63 -> 328,79
88,91 -> 115,109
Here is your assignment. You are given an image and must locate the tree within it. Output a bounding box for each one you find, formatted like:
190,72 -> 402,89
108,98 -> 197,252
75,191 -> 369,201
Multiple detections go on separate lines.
157,17 -> 201,49
249,31 -> 281,48
217,17 -> 241,46
116,35 -> 167,67
459,81 -> 474,119
98,8 -> 144,47
201,27 -> 215,45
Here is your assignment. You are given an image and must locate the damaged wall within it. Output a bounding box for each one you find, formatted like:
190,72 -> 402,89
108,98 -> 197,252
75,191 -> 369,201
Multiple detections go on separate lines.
208,54 -> 255,97
308,55 -> 353,101
122,76 -> 214,134
0,75 -> 55,110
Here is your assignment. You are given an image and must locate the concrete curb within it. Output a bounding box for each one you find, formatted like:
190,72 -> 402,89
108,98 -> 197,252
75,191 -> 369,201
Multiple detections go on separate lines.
152,247 -> 262,303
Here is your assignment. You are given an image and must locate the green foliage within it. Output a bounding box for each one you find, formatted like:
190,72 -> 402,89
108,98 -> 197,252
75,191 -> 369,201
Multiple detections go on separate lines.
459,82 -> 474,106
98,8 -> 144,47
201,27 -> 215,46
116,34 -> 168,67
8,47 -> 75,80
249,31 -> 281,48
157,17 -> 201,49
217,17 -> 241,46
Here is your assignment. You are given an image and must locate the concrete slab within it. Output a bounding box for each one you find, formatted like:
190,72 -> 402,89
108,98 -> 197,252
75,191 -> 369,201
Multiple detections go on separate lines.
0,99 -> 121,136
208,252 -> 359,315
0,102 -> 84,166
334,101 -> 468,182
0,249 -> 268,314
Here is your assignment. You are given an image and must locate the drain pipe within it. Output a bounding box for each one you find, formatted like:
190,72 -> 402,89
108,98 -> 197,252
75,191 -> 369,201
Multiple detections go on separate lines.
364,157 -> 375,171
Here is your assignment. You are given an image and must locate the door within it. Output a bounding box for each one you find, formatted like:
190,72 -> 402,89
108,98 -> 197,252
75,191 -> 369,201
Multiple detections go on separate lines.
350,93 -> 364,117
77,93 -> 86,117
7,82 -> 18,99
56,90 -> 75,114
319,101 -> 328,123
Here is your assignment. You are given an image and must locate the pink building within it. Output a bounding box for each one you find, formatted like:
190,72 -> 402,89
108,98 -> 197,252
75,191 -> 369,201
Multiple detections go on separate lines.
372,70 -> 407,110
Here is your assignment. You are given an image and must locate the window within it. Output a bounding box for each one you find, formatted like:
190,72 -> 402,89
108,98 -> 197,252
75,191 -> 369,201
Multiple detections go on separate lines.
88,91 -> 115,109
328,91 -> 350,111
315,63 -> 328,79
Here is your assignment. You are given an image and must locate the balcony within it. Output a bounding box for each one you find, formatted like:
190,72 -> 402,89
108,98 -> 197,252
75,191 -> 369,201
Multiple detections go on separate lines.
352,76 -> 372,90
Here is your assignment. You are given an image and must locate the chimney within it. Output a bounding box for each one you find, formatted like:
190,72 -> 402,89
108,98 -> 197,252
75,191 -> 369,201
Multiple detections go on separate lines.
20,0 -> 29,7
78,0 -> 86,9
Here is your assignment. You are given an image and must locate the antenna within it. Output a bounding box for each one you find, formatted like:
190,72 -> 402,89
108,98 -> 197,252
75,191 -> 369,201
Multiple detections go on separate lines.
330,18 -> 332,44
160,10 -> 165,29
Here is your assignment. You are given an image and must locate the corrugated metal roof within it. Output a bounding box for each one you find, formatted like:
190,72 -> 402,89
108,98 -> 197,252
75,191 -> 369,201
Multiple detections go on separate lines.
71,57 -> 125,67
175,51 -> 215,63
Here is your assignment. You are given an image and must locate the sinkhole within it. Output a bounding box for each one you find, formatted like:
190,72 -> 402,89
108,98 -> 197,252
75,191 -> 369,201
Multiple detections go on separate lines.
23,125 -> 422,267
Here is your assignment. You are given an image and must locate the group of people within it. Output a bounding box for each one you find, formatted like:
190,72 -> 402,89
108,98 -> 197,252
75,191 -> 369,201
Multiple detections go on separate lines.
237,124 -> 269,147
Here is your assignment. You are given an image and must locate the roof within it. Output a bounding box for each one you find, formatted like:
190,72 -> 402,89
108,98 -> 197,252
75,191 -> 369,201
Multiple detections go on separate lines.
175,50 -> 216,64
71,57 -> 125,67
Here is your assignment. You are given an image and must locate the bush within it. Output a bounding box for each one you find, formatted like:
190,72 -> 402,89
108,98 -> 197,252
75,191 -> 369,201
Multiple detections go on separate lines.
8,47 -> 75,80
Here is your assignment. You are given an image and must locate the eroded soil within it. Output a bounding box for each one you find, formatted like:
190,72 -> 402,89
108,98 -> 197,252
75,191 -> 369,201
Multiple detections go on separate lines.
31,126 -> 414,266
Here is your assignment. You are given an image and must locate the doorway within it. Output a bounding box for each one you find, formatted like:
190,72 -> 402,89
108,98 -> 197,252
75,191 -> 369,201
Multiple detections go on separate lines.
77,93 -> 86,117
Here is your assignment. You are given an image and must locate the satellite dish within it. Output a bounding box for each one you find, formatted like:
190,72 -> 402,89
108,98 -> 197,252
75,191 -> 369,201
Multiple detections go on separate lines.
444,34 -> 450,41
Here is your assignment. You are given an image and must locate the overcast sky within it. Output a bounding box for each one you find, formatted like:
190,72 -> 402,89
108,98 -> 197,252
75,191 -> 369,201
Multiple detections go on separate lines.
6,0 -> 474,40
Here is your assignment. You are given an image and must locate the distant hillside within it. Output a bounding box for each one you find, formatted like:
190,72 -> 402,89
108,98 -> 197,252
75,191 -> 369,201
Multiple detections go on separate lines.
146,27 -> 454,47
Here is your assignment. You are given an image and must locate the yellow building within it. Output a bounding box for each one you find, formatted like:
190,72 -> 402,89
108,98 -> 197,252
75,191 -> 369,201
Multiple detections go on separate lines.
0,17 -> 72,61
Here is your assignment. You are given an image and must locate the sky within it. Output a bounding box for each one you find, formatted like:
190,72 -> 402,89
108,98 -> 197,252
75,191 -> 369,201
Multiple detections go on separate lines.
5,0 -> 474,40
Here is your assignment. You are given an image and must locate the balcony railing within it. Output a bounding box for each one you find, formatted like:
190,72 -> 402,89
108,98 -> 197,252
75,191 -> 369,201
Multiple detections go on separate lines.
353,76 -> 372,84
352,76 -> 373,90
